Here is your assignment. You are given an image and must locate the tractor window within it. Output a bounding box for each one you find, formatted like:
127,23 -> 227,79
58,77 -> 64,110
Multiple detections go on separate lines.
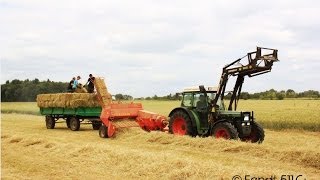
182,93 -> 193,107
207,92 -> 225,110
193,93 -> 206,107
207,93 -> 216,102
216,98 -> 225,110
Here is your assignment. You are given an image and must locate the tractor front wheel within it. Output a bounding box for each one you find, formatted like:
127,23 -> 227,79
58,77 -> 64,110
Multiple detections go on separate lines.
45,116 -> 55,129
169,110 -> 195,136
211,122 -> 239,140
241,121 -> 265,143
70,117 -> 80,131
99,125 -> 108,138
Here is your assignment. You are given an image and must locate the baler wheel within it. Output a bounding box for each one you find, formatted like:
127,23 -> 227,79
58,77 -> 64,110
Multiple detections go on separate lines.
45,116 -> 55,129
211,122 -> 238,140
241,121 -> 265,143
70,117 -> 80,131
99,125 -> 109,138
169,110 -> 194,136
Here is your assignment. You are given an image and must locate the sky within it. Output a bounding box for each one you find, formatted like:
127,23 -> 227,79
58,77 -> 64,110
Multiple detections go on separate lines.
1,0 -> 320,97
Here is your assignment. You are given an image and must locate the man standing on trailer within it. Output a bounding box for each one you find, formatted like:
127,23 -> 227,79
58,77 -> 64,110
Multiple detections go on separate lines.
68,77 -> 76,92
86,74 -> 95,93
73,76 -> 81,92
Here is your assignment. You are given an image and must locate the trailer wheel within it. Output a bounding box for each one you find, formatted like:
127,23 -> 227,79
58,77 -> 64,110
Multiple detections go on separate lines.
66,118 -> 71,128
45,116 -> 55,129
169,110 -> 195,136
92,121 -> 102,130
211,122 -> 239,140
241,121 -> 265,143
99,125 -> 108,138
70,117 -> 80,131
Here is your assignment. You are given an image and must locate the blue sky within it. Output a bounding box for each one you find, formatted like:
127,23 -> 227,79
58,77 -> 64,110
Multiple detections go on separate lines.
1,0 -> 320,97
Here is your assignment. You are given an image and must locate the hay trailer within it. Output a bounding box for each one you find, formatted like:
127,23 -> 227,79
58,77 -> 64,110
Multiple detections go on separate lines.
40,106 -> 103,131
39,103 -> 157,132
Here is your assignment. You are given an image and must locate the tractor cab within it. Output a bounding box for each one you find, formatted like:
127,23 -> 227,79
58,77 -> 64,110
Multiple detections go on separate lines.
181,86 -> 216,108
180,86 -> 218,132
168,86 -> 221,136
181,86 -> 225,111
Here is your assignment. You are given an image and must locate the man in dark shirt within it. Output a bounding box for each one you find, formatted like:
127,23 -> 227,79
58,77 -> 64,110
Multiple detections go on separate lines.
196,94 -> 208,127
86,74 -> 95,93
67,77 -> 75,92
196,95 -> 207,112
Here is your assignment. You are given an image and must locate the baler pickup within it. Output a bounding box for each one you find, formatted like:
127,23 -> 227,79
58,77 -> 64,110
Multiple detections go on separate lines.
136,110 -> 168,131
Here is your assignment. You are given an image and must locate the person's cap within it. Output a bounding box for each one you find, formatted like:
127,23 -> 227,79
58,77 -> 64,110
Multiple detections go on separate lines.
89,74 -> 92,76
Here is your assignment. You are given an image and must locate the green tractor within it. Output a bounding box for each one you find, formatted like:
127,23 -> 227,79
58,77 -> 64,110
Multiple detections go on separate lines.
168,47 -> 279,143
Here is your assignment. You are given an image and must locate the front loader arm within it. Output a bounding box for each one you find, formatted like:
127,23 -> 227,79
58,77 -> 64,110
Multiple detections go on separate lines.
211,47 -> 279,111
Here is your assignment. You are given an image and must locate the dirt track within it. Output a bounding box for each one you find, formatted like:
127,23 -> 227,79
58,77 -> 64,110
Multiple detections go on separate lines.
1,113 -> 320,179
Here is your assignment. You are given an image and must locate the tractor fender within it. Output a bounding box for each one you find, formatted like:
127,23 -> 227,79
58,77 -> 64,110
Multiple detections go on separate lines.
168,107 -> 198,131
211,119 -> 229,126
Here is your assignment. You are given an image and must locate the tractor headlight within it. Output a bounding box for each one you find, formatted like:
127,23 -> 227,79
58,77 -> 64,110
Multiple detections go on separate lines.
243,114 -> 250,121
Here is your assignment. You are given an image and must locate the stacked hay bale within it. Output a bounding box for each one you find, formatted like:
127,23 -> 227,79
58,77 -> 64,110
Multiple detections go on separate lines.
93,78 -> 112,107
37,93 -> 100,108
75,85 -> 88,93
37,77 -> 112,108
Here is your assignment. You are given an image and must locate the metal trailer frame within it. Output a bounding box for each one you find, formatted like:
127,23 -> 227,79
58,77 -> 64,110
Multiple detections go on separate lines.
40,107 -> 102,131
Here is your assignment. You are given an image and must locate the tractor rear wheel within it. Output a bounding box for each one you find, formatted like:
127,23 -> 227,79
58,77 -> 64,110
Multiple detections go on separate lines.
169,110 -> 195,136
45,116 -> 55,129
70,117 -> 80,131
211,122 -> 239,140
92,121 -> 102,130
241,121 -> 265,143
99,125 -> 108,138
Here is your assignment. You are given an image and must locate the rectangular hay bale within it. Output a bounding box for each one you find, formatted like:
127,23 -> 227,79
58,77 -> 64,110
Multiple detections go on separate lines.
37,93 -> 101,108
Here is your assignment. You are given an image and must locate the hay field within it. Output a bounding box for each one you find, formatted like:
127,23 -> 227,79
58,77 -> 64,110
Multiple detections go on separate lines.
1,102 -> 39,115
1,113 -> 320,179
236,100 -> 320,131
1,100 -> 320,179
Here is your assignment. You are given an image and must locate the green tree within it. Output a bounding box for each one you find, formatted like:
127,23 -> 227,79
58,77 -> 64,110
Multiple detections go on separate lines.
115,94 -> 124,100
240,92 -> 250,100
286,89 -> 296,98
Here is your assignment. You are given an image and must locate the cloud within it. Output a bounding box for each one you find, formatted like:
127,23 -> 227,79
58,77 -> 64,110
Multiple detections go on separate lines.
1,0 -> 320,97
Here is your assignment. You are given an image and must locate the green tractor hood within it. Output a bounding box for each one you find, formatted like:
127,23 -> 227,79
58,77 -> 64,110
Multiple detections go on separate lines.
218,110 -> 242,118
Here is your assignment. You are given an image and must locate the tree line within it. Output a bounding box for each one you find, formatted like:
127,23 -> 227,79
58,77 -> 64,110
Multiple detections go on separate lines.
139,89 -> 320,101
1,79 -> 68,102
1,79 -> 319,102
227,89 -> 320,100
135,89 -> 320,100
